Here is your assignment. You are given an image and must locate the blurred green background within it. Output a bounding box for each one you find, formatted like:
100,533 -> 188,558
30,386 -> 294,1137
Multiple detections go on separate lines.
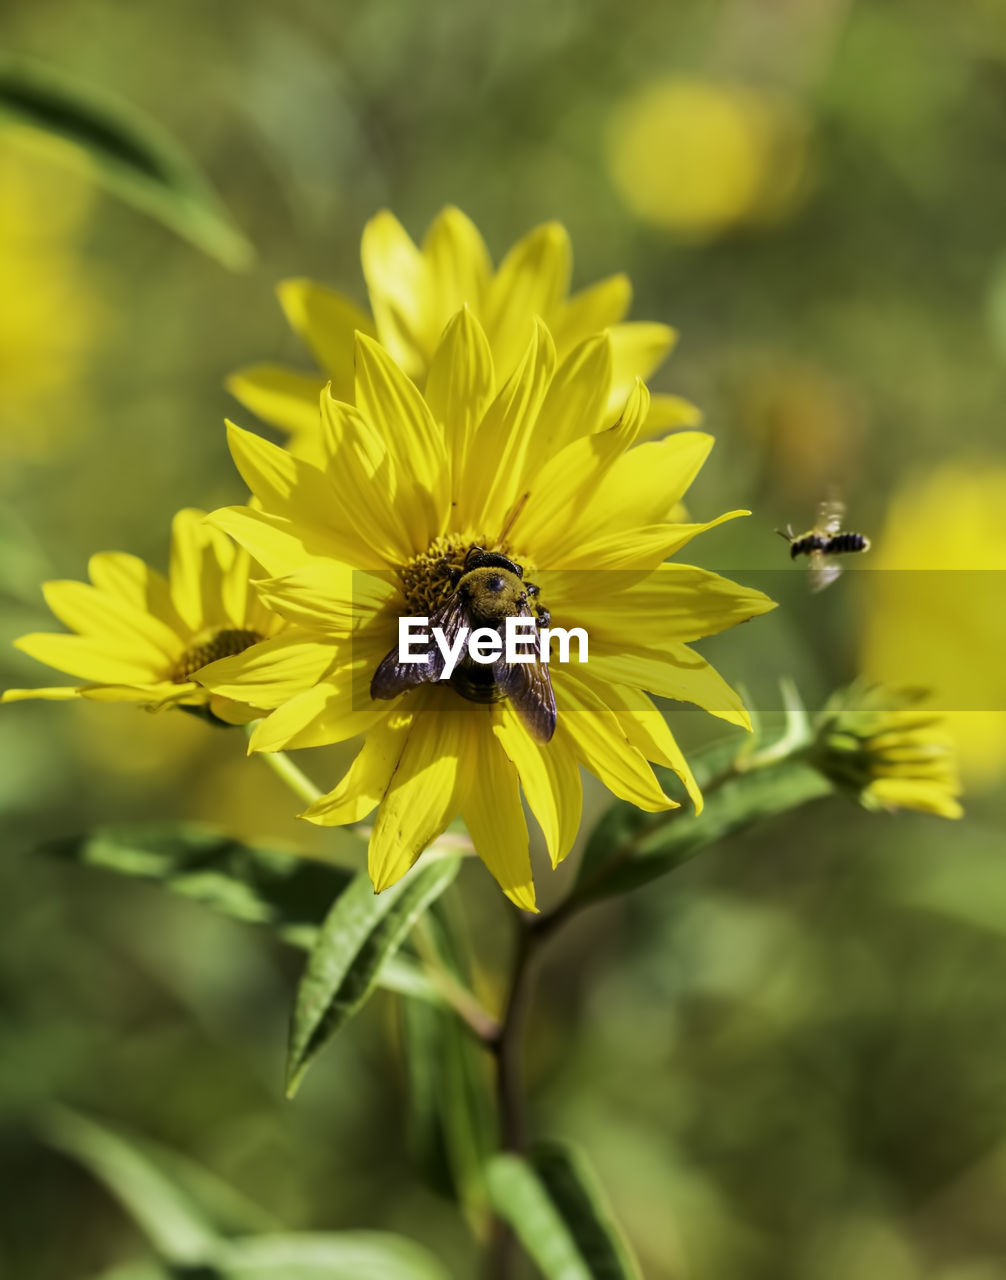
2,0 -> 1005,1276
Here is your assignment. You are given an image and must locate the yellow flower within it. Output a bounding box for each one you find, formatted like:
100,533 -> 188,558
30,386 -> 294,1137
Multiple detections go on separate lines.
860,465 -> 1006,787
605,77 -> 811,242
3,510 -> 287,724
226,206 -> 698,459
203,309 -> 775,908
811,683 -> 963,819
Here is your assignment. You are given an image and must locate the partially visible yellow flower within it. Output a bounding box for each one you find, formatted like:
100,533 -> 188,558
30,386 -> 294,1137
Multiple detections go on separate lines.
0,133 -> 107,455
204,306 -> 775,908
811,683 -> 963,819
605,76 -> 811,242
861,465 -> 1006,786
227,206 -> 698,459
3,510 -> 290,724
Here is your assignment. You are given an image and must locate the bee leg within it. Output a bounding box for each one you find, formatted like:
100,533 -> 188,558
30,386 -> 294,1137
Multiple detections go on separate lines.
525,581 -> 540,598
535,608 -> 551,628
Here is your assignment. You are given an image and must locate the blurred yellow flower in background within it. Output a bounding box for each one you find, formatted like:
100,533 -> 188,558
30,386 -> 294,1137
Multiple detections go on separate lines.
861,465 -> 1006,787
227,206 -> 699,458
206,308 -> 774,908
812,683 -> 963,820
0,134 -> 107,456
605,76 -> 811,242
3,509 -> 287,724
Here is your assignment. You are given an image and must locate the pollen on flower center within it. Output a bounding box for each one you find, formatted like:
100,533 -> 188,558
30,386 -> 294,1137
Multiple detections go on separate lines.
172,628 -> 264,683
398,536 -> 542,616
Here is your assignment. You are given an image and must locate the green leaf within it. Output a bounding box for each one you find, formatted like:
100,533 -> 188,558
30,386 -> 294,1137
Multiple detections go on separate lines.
38,1107 -> 222,1266
213,1232 -> 452,1280
40,824 -> 447,1007
531,1142 -> 643,1279
286,857 -> 461,1096
401,909 -> 496,1215
486,1142 -> 641,1279
573,749 -> 832,907
0,54 -> 253,269
41,824 -> 352,950
89,1265 -> 172,1280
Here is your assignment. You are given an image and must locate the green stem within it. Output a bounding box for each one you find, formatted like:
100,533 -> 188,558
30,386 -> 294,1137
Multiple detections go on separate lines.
254,745 -> 323,808
412,918 -> 501,1044
484,917 -> 544,1280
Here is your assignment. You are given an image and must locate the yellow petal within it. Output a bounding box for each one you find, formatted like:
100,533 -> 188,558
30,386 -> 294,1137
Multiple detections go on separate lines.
528,333 -> 613,462
585,644 -> 751,729
2,684 -> 81,702
548,274 -> 632,353
247,631 -> 392,751
196,630 -> 336,708
638,393 -> 703,439
553,669 -> 674,813
567,563 -> 776,646
277,278 -> 373,397
494,704 -> 582,869
460,719 -> 537,911
425,306 -> 495,487
548,511 -> 748,572
255,563 -> 397,635
169,507 -> 237,634
575,432 -> 716,540
13,633 -> 157,685
483,222 -> 571,376
513,379 -> 649,550
303,705 -> 415,825
353,333 -> 450,546
225,424 -> 383,568
87,552 -> 181,633
226,363 -> 324,438
593,678 -> 704,812
368,692 -> 470,891
607,321 -> 676,411
42,579 -> 180,667
361,211 -> 431,376
319,395 -> 416,565
422,206 -> 492,319
460,318 -> 556,531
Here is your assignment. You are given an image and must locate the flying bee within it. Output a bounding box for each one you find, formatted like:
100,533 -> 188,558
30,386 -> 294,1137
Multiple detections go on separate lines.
777,498 -> 871,592
370,545 -> 557,742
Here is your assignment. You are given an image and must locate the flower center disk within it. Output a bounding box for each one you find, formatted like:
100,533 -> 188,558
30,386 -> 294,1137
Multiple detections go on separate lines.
172,627 -> 264,683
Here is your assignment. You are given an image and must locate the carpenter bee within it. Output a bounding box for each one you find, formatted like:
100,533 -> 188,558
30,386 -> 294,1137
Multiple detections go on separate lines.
371,546 -> 557,742
777,498 -> 871,592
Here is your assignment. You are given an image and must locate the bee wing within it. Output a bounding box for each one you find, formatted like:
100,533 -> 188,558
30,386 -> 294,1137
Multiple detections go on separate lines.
808,549 -> 842,593
370,594 -> 467,699
815,497 -> 845,537
496,654 -> 557,742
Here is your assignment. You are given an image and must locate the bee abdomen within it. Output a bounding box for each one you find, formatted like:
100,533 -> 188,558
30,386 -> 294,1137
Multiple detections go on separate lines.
451,661 -> 505,705
823,532 -> 869,555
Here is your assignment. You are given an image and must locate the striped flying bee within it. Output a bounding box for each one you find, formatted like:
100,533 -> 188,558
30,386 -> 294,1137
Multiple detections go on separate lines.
777,498 -> 871,592
370,545 -> 557,742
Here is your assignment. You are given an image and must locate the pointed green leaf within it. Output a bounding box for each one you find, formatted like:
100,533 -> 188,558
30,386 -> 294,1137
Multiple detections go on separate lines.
487,1142 -> 641,1279
574,745 -> 831,906
40,824 -> 446,1007
401,908 -> 496,1214
214,1232 -> 452,1279
41,824 -> 351,949
286,857 -> 461,1096
0,54 -> 253,269
38,1107 -> 222,1266
531,1142 -> 643,1279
